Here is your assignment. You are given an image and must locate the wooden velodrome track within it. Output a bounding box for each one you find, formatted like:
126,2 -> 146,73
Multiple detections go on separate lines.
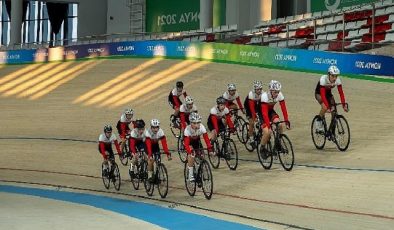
0,57 -> 393,229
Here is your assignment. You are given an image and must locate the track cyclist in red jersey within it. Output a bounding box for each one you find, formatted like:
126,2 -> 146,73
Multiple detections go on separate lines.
314,66 -> 348,131
116,108 -> 134,154
168,81 -> 188,125
179,96 -> 198,132
145,119 -> 172,182
244,80 -> 264,147
183,113 -> 213,182
98,125 -> 122,173
259,80 -> 291,152
223,83 -> 245,114
207,97 -> 235,142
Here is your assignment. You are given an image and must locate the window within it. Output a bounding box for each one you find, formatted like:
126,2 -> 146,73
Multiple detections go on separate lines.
0,0 -> 78,46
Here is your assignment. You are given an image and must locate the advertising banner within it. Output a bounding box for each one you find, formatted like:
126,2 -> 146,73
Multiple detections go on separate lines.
0,41 -> 393,77
146,0 -> 200,32
311,0 -> 377,12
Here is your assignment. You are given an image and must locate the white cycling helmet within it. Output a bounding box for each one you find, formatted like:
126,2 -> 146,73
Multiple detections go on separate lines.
269,80 -> 282,91
150,119 -> 160,127
328,65 -> 340,75
185,96 -> 194,105
189,112 -> 202,123
253,80 -> 263,90
227,83 -> 236,91
124,108 -> 134,115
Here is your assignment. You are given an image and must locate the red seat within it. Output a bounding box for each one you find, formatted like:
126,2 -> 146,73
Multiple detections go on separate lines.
328,41 -> 351,51
205,34 -> 216,42
370,23 -> 392,33
362,33 -> 386,42
344,10 -> 372,22
366,15 -> 390,25
233,36 -> 251,44
337,31 -> 349,40
268,25 -> 285,34
294,27 -> 314,38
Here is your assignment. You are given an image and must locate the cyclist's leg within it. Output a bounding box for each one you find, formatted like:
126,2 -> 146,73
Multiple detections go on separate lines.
315,93 -> 328,118
207,115 -> 217,141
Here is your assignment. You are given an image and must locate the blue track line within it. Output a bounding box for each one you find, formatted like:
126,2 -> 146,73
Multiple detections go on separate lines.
2,136 -> 394,173
0,184 -> 259,230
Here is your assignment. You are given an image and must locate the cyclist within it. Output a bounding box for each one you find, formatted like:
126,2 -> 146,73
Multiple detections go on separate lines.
180,96 -> 198,131
244,80 -> 264,146
168,81 -> 188,124
145,119 -> 172,182
129,119 -> 146,178
184,113 -> 213,182
98,125 -> 122,175
207,96 -> 235,142
116,108 -> 134,154
222,83 -> 245,114
260,80 -> 290,153
315,65 -> 348,130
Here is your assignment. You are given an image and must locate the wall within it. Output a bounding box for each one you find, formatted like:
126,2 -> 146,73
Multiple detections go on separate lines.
43,0 -> 108,38
107,0 -> 131,34
1,41 -> 393,77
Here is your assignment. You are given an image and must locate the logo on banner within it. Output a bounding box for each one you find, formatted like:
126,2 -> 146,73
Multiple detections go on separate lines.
325,0 -> 341,10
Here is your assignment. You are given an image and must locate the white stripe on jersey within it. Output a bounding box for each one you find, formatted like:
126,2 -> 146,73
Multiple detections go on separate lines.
184,124 -> 207,138
319,75 -> 342,88
210,106 -> 229,118
261,91 -> 284,104
144,128 -> 165,140
99,133 -> 117,143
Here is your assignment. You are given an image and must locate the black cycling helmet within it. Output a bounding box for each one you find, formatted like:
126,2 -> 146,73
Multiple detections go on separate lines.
176,81 -> 184,88
135,119 -> 145,129
104,124 -> 112,132
216,96 -> 226,105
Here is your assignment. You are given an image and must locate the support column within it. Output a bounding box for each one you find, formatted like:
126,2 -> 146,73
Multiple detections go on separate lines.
261,0 -> 273,21
200,0 -> 213,30
10,0 -> 23,46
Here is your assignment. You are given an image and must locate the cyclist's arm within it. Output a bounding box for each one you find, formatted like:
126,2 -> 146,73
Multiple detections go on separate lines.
172,95 -> 181,108
113,140 -> 122,155
337,85 -> 346,106
236,96 -> 244,110
248,99 -> 256,119
99,142 -> 108,160
320,87 -> 330,108
184,136 -> 192,154
202,133 -> 213,150
120,123 -> 128,138
145,137 -> 152,156
211,115 -> 220,134
180,112 -> 187,130
225,113 -> 235,129
279,100 -> 289,122
160,136 -> 170,156
129,138 -> 137,154
261,103 -> 271,129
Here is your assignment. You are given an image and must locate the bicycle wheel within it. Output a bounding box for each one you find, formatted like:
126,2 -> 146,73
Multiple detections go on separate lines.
241,122 -> 249,146
101,163 -> 110,189
183,163 -> 196,196
131,163 -> 140,190
311,115 -> 326,150
277,134 -> 295,171
119,151 -> 129,166
333,115 -> 350,151
200,160 -> 213,200
157,163 -> 169,198
225,139 -> 238,170
112,163 -> 121,191
208,140 -> 220,169
177,137 -> 188,163
236,117 -> 247,144
257,142 -> 273,169
170,115 -> 181,138
144,174 -> 154,196
244,125 -> 255,152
